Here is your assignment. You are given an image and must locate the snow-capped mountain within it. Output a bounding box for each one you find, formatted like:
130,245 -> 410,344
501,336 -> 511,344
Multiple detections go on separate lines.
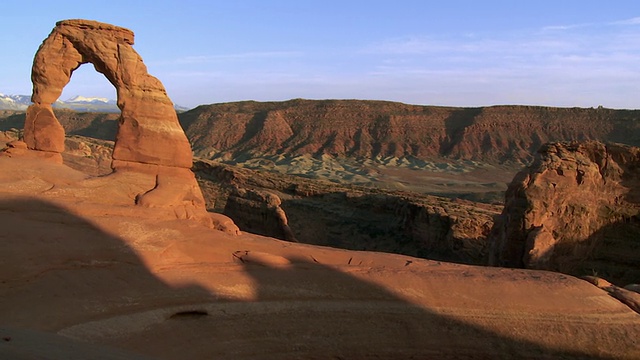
66,95 -> 115,104
57,95 -> 118,111
0,93 -> 31,110
0,94 -> 190,112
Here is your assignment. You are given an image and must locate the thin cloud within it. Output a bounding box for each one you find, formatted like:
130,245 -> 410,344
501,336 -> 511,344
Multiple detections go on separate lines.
541,22 -> 594,31
362,36 -> 459,55
353,17 -> 640,109
611,17 -> 640,26
543,16 -> 640,31
364,17 -> 640,64
157,16 -> 640,109
363,34 -> 579,59
165,70 -> 226,78
174,51 -> 304,64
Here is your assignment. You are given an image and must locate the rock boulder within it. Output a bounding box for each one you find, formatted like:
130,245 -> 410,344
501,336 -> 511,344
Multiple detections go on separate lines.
490,141 -> 640,285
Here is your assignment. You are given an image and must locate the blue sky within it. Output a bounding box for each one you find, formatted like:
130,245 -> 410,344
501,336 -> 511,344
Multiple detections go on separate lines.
3,1 -> 640,108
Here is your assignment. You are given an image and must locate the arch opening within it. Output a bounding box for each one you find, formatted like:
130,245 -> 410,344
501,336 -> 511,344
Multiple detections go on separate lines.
58,64 -> 120,176
60,64 -> 118,106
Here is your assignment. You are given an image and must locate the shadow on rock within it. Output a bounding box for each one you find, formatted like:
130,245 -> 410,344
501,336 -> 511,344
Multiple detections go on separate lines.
0,197 -> 633,359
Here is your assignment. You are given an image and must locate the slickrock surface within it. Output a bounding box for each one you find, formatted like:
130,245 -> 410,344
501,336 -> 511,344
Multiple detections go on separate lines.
0,155 -> 638,359
490,141 -> 640,285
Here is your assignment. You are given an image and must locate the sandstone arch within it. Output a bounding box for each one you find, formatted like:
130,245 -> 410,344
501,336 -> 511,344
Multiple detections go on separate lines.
25,19 -> 192,169
23,19 -> 207,220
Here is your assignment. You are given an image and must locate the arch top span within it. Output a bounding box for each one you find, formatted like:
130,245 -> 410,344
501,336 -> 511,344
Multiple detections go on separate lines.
56,19 -> 135,45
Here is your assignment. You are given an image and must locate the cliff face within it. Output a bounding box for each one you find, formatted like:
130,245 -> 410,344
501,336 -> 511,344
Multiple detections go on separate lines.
180,100 -> 640,164
490,141 -> 640,284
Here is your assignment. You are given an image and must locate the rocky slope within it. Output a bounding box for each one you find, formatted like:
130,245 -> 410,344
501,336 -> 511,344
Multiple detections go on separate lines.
490,141 -> 640,285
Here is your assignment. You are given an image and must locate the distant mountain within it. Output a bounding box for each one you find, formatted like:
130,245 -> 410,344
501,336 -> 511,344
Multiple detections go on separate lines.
55,95 -> 119,112
0,93 -> 31,110
0,93 -> 190,112
173,104 -> 191,112
65,95 -> 114,104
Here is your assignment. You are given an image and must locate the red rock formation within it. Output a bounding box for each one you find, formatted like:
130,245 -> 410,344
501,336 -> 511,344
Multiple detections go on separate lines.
224,187 -> 297,242
20,19 -> 206,218
209,213 -> 242,235
490,141 -> 640,285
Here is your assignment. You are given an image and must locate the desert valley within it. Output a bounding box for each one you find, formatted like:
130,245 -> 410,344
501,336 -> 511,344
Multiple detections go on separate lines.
0,18 -> 639,359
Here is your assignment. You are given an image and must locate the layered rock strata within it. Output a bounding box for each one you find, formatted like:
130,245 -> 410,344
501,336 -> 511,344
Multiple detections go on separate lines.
180,99 -> 640,165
